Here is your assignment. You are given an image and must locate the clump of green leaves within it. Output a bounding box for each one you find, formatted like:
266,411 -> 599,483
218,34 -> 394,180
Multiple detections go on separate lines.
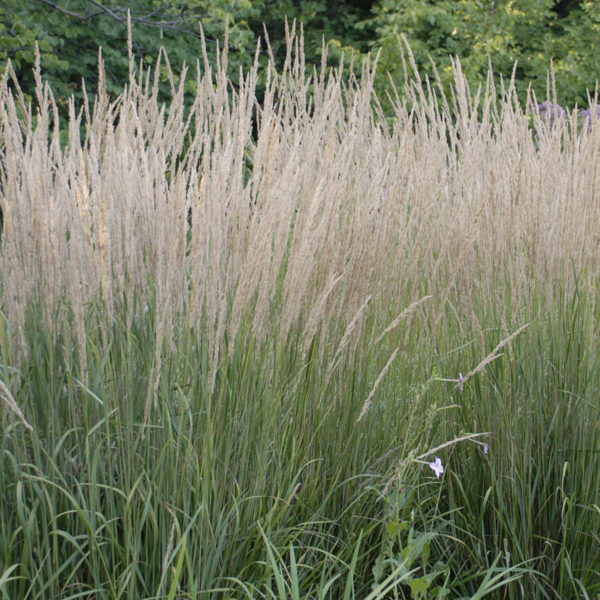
363,0 -> 600,111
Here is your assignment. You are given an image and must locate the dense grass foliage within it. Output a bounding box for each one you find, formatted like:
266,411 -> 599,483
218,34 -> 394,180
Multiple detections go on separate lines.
0,33 -> 599,598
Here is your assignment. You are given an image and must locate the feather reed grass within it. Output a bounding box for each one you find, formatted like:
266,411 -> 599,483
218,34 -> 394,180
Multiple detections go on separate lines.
2,34 -> 600,372
0,26 -> 599,598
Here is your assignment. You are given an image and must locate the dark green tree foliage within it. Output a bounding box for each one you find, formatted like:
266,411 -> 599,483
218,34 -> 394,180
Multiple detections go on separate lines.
364,0 -> 600,109
0,0 -> 262,105
0,0 -> 375,109
252,0 -> 375,59
1,1 -> 599,116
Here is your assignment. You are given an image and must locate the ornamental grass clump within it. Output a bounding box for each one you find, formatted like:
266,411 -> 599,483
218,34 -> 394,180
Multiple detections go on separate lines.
0,25 -> 599,598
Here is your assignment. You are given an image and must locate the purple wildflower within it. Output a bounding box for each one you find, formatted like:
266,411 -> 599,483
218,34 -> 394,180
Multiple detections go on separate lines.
429,457 -> 444,479
537,102 -> 565,129
458,372 -> 464,392
579,105 -> 600,131
483,443 -> 489,455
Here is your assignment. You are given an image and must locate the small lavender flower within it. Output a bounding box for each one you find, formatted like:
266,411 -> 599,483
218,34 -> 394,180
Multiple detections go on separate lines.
429,457 -> 444,479
458,372 -> 464,392
579,105 -> 600,131
537,101 -> 565,129
483,443 -> 489,455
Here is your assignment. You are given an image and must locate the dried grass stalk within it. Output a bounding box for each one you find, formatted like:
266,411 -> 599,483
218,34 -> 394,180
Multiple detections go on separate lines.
0,32 -> 598,393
